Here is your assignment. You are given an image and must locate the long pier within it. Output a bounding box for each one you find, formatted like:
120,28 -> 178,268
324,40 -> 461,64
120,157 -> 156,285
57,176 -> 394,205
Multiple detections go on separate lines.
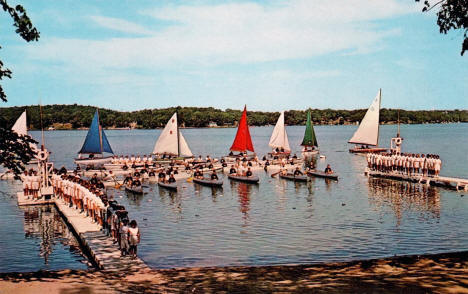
365,169 -> 468,191
17,192 -> 150,273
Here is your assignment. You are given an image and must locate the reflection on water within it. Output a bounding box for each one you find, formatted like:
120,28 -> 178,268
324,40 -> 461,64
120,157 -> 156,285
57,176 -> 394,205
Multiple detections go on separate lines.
0,191 -> 89,272
368,178 -> 441,226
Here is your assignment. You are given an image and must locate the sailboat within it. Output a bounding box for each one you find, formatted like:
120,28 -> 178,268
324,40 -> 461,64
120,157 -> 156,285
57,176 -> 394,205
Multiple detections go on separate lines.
152,112 -> 193,158
268,111 -> 290,157
348,89 -> 387,154
301,110 -> 319,157
75,109 -> 114,165
11,110 -> 38,153
228,105 -> 255,157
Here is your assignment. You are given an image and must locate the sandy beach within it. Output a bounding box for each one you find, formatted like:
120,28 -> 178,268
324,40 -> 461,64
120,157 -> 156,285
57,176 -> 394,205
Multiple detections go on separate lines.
1,251 -> 468,293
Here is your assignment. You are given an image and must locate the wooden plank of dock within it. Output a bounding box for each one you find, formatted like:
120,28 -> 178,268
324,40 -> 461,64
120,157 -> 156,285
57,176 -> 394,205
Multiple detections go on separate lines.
366,170 -> 468,191
17,192 -> 54,206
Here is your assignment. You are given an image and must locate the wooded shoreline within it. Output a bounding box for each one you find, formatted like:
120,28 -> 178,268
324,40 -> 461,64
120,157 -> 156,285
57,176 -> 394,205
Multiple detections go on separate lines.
2,104 -> 468,130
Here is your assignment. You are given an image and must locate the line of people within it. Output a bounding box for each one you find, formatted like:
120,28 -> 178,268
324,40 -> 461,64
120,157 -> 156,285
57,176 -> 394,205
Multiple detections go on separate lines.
367,152 -> 442,177
111,155 -> 153,165
21,169 -> 41,199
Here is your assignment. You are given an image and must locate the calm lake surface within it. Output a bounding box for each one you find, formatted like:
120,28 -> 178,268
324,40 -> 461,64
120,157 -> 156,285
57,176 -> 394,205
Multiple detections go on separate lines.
1,123 -> 468,270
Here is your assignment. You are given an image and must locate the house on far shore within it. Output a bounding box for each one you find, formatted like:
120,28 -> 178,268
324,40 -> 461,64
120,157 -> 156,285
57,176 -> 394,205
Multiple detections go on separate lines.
208,121 -> 218,128
48,126 -> 55,131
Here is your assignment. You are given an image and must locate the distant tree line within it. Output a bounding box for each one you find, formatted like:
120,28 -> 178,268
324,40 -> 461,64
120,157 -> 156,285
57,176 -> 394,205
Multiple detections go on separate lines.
1,104 -> 468,130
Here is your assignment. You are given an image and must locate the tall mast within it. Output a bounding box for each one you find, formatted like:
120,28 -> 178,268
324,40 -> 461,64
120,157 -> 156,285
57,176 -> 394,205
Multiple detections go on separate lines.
176,112 -> 180,157
97,109 -> 103,154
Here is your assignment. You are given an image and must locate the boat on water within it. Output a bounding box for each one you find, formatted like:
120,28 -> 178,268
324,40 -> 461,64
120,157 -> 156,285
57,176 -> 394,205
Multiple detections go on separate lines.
226,105 -> 255,160
227,174 -> 260,184
268,111 -> 290,158
158,181 -> 178,191
307,170 -> 339,181
153,112 -> 193,159
279,173 -> 308,182
301,110 -> 319,158
75,110 -> 114,166
193,177 -> 223,187
348,89 -> 387,154
124,185 -> 146,194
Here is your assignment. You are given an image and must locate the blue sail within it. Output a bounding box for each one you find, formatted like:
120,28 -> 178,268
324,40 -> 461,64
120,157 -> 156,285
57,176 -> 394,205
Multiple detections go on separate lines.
78,110 -> 114,154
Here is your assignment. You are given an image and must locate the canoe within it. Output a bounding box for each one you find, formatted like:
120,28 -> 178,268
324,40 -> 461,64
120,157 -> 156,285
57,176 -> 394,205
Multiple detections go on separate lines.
74,156 -> 113,166
349,147 -> 387,154
227,174 -> 259,184
125,185 -> 145,194
279,173 -> 308,182
193,178 -> 223,187
307,170 -> 339,181
158,181 -> 178,191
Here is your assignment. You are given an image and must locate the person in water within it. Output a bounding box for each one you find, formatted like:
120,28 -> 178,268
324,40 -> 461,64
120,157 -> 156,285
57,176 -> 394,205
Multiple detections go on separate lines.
246,167 -> 253,177
294,167 -> 303,176
210,170 -> 219,180
324,164 -> 333,174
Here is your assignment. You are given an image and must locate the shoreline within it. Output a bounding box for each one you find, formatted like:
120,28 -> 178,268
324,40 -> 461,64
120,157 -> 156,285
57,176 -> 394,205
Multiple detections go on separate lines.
2,250 -> 468,293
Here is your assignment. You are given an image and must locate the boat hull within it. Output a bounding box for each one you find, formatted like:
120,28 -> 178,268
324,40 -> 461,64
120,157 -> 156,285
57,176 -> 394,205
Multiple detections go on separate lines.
349,147 -> 387,154
307,171 -> 339,181
279,174 -> 308,182
158,181 -> 178,191
125,185 -> 145,194
227,174 -> 260,183
75,156 -> 113,166
193,178 -> 223,187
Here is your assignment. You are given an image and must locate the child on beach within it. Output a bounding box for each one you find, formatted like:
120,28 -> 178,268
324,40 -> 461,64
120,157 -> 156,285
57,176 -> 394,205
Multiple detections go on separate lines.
128,220 -> 140,259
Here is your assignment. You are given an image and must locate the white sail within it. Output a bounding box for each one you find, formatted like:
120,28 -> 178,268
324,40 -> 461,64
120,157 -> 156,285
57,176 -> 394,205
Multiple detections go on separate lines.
12,111 -> 38,152
348,89 -> 381,146
152,113 -> 193,157
269,111 -> 291,151
11,111 -> 28,136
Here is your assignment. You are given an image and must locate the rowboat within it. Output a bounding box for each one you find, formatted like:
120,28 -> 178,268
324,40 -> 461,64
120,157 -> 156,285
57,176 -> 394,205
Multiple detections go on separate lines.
279,173 -> 308,182
348,89 -> 387,154
124,185 -> 146,194
227,174 -> 259,184
158,181 -> 178,191
75,109 -> 114,166
193,178 -> 223,187
307,170 -> 339,181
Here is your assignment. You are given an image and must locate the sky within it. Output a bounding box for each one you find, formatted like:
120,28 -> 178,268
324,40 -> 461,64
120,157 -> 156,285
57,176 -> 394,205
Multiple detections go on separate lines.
0,0 -> 466,111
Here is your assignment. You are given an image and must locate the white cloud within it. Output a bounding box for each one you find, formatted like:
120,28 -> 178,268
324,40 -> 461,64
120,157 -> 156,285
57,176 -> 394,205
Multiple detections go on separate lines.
89,15 -> 154,36
26,0 -> 417,71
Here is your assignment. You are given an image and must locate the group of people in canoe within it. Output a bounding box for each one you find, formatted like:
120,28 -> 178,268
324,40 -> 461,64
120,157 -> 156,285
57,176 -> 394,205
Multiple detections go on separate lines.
367,152 -> 442,177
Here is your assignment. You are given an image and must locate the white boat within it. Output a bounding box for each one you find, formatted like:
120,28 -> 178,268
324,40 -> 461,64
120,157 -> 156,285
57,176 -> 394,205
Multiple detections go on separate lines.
153,113 -> 193,158
268,111 -> 291,157
75,110 -> 114,165
348,89 -> 387,154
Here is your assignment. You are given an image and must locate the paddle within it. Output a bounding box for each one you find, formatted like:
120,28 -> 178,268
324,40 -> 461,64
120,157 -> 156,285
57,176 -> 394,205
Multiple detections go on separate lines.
271,171 -> 281,178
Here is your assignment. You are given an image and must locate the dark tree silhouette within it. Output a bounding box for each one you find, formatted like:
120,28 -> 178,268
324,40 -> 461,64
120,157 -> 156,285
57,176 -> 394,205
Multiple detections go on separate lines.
0,0 -> 39,177
416,0 -> 468,56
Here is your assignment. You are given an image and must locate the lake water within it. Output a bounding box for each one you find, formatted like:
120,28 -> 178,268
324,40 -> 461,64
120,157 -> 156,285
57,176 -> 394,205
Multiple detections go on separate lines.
1,123 -> 468,270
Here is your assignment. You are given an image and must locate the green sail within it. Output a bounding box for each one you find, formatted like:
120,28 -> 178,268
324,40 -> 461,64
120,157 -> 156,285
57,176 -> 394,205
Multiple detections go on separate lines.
301,111 -> 318,147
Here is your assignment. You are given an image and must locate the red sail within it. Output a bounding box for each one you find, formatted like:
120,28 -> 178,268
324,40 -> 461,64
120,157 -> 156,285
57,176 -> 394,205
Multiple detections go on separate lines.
230,106 -> 254,152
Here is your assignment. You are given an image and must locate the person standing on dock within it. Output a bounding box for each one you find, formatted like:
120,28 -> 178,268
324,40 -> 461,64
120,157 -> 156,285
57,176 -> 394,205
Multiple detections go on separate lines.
128,220 -> 140,259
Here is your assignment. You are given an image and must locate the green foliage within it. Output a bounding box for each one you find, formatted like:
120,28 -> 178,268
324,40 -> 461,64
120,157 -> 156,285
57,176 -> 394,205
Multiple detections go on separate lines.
0,0 -> 39,176
2,104 -> 468,130
416,0 -> 468,56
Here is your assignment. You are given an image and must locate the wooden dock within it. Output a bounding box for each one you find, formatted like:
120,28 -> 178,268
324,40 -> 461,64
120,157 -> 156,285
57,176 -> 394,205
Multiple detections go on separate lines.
366,169 -> 468,191
17,193 -> 150,273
